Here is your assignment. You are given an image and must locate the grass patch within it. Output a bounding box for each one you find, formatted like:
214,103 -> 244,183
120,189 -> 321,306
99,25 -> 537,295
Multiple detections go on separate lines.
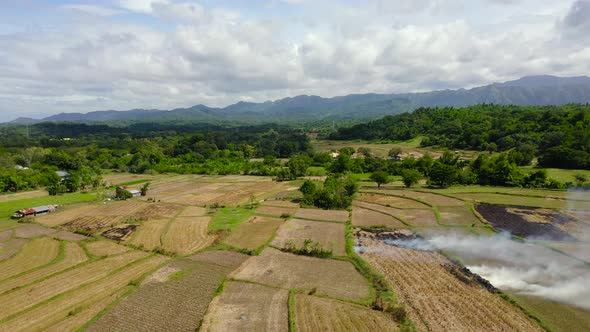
520,167 -> 590,184
168,271 -> 185,280
0,192 -> 98,220
288,290 -> 297,332
280,239 -> 333,258
208,206 -> 256,233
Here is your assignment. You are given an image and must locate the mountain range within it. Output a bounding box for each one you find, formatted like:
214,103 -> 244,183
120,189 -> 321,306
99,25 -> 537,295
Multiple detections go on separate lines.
8,75 -> 590,125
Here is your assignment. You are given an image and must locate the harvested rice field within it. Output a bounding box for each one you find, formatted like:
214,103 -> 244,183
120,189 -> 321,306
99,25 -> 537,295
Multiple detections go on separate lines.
2,174 -> 587,331
200,281 -> 289,332
438,205 -> 484,226
161,216 -> 215,255
89,259 -> 231,332
352,206 -> 407,228
293,293 -> 399,332
232,248 -> 371,301
271,218 -> 347,256
294,208 -> 349,222
224,215 -> 283,251
358,236 -> 544,332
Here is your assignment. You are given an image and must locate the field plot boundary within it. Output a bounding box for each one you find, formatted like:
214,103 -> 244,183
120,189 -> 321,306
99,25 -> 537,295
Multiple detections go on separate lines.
352,202 -> 411,227
0,237 -> 62,282
359,190 -> 434,208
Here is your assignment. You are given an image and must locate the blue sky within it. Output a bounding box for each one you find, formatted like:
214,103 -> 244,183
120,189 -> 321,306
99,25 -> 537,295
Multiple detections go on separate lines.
0,0 -> 588,120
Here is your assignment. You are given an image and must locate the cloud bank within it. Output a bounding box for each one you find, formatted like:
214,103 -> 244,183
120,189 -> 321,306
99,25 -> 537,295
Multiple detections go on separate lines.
0,0 -> 588,120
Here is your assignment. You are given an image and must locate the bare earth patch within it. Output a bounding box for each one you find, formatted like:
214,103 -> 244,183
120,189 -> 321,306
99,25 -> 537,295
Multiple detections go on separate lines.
51,230 -> 87,241
295,208 -> 349,222
13,224 -> 56,238
200,281 -> 289,332
224,216 -> 284,251
272,218 -> 347,256
438,206 -> 483,226
232,248 -> 371,302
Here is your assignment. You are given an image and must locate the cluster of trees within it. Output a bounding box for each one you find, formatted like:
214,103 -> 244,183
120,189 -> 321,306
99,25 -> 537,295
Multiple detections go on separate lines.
300,176 -> 358,209
330,104 -> 590,169
0,123 -> 311,193
368,150 -> 564,189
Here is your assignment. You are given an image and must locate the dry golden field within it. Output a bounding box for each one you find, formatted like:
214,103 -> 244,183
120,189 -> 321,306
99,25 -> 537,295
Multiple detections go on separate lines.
271,218 -> 347,256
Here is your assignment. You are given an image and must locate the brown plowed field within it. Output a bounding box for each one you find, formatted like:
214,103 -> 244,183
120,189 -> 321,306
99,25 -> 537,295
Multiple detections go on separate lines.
35,204 -> 98,227
89,259 -> 230,332
232,248 -> 370,301
134,203 -> 184,219
360,238 -> 544,332
162,216 -> 214,255
358,193 -> 430,208
295,208 -> 349,222
0,229 -> 12,242
0,255 -> 167,331
0,242 -> 87,294
61,216 -> 123,232
271,218 -> 347,256
200,281 -> 289,332
51,230 -> 86,241
101,224 -> 138,241
0,237 -> 60,281
294,293 -> 399,332
224,216 -> 283,251
85,240 -> 130,256
352,206 -> 406,228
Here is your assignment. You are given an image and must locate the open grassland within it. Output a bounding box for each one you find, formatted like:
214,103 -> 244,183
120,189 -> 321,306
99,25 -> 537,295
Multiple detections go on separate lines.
0,192 -> 98,221
89,259 -> 231,332
360,238 -> 544,332
162,216 -> 214,255
352,206 -> 406,228
520,167 -> 590,184
451,192 -> 590,210
0,242 -> 87,294
224,216 -> 284,251
294,208 -> 349,222
358,192 -> 430,208
271,218 -> 347,256
508,292 -> 590,332
232,248 -> 371,302
200,281 -> 289,332
0,255 -> 167,331
293,293 -> 399,332
0,237 -> 60,281
311,138 -> 453,159
209,206 -> 256,233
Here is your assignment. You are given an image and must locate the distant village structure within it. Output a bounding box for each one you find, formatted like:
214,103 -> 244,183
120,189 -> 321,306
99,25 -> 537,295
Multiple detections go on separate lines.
13,205 -> 58,219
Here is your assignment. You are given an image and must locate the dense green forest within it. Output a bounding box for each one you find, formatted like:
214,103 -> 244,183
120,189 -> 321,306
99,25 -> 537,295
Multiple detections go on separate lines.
330,104 -> 590,169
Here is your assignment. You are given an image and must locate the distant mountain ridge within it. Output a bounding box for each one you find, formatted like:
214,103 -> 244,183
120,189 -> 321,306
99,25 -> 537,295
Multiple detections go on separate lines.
9,75 -> 590,124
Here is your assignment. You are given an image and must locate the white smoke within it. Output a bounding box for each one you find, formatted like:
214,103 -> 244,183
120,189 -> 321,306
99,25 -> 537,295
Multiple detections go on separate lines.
389,232 -> 590,310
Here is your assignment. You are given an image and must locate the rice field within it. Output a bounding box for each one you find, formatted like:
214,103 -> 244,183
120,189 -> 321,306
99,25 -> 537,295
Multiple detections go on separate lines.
294,208 -> 349,222
271,218 -> 347,256
224,215 -> 284,251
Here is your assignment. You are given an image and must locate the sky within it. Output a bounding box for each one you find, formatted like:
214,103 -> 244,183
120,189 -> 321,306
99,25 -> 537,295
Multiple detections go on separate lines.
0,0 -> 589,120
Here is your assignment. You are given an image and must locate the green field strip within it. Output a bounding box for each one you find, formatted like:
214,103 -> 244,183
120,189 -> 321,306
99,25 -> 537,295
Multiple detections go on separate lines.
287,289 -> 297,332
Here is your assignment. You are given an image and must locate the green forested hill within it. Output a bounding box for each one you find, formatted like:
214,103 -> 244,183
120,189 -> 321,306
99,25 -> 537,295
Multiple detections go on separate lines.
330,104 -> 590,169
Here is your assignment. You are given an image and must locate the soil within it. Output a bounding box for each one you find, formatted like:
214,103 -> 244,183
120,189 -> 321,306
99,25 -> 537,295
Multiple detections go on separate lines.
14,224 -> 56,238
294,208 -> 349,222
101,225 -> 138,241
476,204 -> 576,240
271,218 -> 347,256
